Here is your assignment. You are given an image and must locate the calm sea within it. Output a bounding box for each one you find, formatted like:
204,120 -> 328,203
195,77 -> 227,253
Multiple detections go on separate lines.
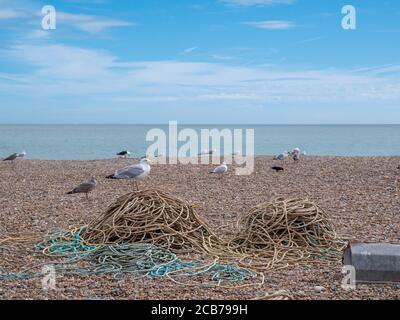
0,125 -> 400,160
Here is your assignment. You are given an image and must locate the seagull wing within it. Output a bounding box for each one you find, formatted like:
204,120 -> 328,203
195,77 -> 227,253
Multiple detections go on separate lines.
213,165 -> 227,174
3,153 -> 18,161
114,164 -> 145,179
71,181 -> 96,193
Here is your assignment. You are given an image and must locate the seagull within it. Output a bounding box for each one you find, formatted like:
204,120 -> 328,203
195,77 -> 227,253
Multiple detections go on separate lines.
210,162 -> 228,176
290,148 -> 302,161
3,153 -> 18,161
198,149 -> 217,156
67,176 -> 97,199
273,151 -> 289,161
291,148 -> 301,155
271,166 -> 284,172
198,149 -> 208,156
116,150 -> 131,158
17,151 -> 26,158
106,158 -> 151,190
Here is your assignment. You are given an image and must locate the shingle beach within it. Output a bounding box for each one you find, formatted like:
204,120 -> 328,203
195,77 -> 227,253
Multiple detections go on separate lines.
0,157 -> 399,300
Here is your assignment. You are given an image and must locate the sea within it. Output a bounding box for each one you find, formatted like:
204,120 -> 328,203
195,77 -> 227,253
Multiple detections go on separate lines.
1,124 -> 400,160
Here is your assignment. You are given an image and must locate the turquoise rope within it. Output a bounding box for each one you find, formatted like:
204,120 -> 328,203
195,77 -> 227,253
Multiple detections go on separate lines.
35,227 -> 98,259
0,229 -> 257,284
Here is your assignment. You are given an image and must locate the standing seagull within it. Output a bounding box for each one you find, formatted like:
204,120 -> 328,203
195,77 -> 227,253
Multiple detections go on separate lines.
291,147 -> 301,155
116,150 -> 131,158
3,153 -> 18,161
210,162 -> 228,176
198,149 -> 217,156
106,158 -> 151,190
67,176 -> 97,199
291,147 -> 301,162
3,151 -> 26,162
273,151 -> 289,161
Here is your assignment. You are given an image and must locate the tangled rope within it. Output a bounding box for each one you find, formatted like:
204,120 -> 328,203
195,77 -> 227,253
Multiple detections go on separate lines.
82,190 -> 223,254
86,243 -> 259,287
0,233 -> 42,246
0,190 -> 346,295
36,226 -> 98,259
0,229 -> 260,287
225,198 -> 346,270
81,191 -> 345,272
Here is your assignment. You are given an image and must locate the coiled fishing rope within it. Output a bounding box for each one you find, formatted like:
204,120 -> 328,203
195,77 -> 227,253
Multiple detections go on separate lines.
82,191 -> 346,271
0,190 -> 346,294
223,197 -> 347,270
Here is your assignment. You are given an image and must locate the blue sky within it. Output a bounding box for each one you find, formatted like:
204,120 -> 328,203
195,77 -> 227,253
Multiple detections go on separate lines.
0,0 -> 399,124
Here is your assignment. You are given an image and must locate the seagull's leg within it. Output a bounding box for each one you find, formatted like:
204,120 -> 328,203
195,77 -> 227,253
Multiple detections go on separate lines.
130,179 -> 138,191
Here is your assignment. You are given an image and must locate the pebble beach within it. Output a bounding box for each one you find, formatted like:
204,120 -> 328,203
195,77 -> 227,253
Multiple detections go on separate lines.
0,156 -> 399,300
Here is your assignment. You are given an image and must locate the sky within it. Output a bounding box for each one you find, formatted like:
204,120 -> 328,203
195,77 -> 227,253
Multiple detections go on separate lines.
0,0 -> 399,124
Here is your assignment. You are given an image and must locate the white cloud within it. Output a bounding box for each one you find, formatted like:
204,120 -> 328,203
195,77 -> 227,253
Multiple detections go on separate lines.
1,44 -> 399,107
212,54 -> 237,60
27,30 -> 52,39
295,36 -> 324,44
114,93 -> 262,102
219,0 -> 295,6
353,64 -> 400,76
0,8 -> 21,19
57,12 -> 135,33
244,20 -> 295,30
0,3 -> 134,34
180,47 -> 199,55
4,44 -> 116,80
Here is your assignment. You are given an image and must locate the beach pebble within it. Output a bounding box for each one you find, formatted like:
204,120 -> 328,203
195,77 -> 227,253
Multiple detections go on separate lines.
314,286 -> 326,293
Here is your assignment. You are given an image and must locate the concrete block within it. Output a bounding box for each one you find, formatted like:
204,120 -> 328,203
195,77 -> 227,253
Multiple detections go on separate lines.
343,243 -> 400,283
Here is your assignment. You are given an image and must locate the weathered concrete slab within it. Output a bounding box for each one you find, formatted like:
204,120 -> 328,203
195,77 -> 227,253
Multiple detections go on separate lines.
343,243 -> 400,283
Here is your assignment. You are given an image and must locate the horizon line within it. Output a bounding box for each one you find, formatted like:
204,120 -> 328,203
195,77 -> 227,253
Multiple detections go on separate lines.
1,123 -> 400,126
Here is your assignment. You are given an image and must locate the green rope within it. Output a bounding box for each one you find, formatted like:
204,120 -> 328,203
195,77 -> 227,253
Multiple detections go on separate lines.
35,227 -> 98,259
0,229 -> 257,285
